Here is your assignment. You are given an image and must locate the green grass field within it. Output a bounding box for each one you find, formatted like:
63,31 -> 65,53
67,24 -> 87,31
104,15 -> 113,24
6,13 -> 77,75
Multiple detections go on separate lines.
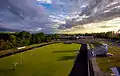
96,41 -> 120,73
0,43 -> 80,76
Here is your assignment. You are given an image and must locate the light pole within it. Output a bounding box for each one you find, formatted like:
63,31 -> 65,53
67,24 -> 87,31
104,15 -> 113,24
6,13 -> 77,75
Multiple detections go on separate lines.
21,52 -> 23,64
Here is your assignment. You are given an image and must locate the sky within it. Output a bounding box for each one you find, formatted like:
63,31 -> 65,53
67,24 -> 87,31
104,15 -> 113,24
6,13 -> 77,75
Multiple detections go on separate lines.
0,0 -> 120,33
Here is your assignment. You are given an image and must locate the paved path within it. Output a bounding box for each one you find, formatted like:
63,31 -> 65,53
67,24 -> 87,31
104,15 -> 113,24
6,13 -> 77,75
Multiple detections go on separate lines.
69,43 -> 103,76
69,43 -> 88,76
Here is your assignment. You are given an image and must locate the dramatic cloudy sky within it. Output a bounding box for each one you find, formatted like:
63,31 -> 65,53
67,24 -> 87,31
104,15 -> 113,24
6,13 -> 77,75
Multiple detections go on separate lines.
0,0 -> 120,33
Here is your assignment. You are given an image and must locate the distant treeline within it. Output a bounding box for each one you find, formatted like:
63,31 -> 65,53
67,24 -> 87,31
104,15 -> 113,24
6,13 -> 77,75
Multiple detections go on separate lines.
92,31 -> 120,40
0,31 -> 60,51
0,31 -> 119,51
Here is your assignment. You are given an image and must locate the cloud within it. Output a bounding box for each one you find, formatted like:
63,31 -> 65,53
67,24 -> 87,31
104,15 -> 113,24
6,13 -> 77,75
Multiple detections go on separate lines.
37,0 -> 52,4
0,0 -> 59,33
60,17 -> 120,34
57,0 -> 120,30
0,0 -> 120,33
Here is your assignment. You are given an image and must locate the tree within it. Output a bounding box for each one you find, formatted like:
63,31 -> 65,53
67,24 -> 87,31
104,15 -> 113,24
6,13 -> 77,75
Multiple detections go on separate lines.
9,35 -> 17,47
45,35 -> 51,42
0,39 -> 5,51
105,31 -> 113,39
17,31 -> 31,45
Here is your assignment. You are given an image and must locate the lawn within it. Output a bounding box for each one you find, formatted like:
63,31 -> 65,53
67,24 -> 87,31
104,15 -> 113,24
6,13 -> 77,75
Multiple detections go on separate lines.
0,43 -> 80,76
96,41 -> 120,74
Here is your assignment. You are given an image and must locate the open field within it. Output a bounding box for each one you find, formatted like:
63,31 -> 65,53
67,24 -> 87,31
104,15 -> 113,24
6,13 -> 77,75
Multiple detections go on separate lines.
0,43 -> 80,76
96,41 -> 120,73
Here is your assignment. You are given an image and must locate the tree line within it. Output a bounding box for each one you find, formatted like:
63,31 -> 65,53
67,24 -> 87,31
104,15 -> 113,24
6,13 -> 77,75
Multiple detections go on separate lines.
0,31 -> 119,51
0,31 -> 60,51
92,31 -> 119,40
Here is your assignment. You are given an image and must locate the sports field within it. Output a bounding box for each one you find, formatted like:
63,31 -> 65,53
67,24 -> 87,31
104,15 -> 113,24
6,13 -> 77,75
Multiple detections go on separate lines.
0,43 -> 80,76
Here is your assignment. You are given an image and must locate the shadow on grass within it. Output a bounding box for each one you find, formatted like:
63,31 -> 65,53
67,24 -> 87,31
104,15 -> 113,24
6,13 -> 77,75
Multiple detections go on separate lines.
0,68 -> 13,73
52,50 -> 78,53
58,55 -> 76,61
